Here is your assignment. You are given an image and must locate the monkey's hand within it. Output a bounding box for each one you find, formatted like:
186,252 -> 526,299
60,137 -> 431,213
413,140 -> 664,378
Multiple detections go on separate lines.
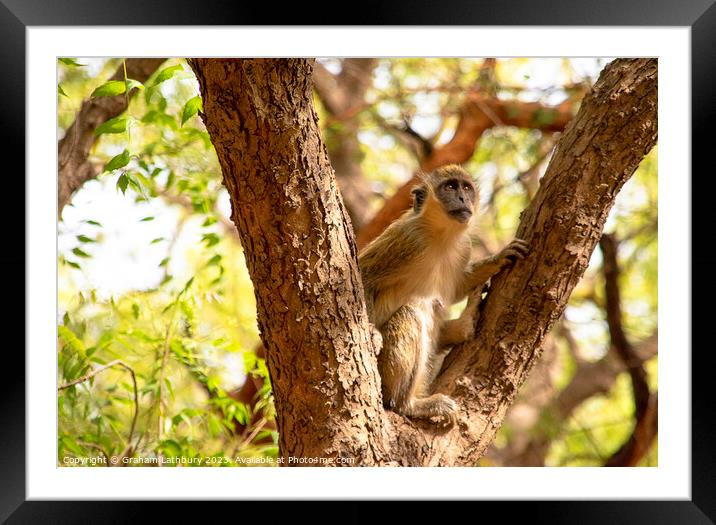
495,238 -> 530,268
462,239 -> 531,297
369,323 -> 383,355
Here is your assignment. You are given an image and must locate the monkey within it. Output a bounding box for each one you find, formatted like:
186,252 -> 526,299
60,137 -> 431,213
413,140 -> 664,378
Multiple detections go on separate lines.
358,164 -> 530,426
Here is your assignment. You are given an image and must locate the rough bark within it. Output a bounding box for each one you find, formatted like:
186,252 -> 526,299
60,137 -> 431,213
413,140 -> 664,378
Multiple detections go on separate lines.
356,94 -> 575,249
191,57 -> 657,466
189,58 -> 391,465
58,58 -> 166,214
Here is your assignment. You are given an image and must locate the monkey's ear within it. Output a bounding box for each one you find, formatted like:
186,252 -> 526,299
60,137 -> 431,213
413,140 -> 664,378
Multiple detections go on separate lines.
411,187 -> 427,213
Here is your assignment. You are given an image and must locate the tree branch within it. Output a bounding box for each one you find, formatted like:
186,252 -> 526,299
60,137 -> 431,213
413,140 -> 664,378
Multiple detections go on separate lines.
58,359 -> 139,452
501,330 -> 657,466
600,233 -> 658,467
390,58 -> 658,465
356,94 -> 576,249
191,57 -> 657,466
58,58 -> 166,215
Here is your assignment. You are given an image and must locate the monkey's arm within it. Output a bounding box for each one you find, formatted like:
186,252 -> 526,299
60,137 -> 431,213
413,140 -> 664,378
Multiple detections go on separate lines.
424,289 -> 483,389
456,239 -> 530,299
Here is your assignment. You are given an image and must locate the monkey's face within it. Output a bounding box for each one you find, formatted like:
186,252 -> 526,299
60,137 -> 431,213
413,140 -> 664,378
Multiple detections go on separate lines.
435,176 -> 477,224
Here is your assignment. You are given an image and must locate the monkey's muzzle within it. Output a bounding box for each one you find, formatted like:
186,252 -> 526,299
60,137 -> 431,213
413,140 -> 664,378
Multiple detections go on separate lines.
449,208 -> 473,224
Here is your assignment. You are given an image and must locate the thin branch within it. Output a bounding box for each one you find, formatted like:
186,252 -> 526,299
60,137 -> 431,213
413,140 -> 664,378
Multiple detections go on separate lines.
58,58 -> 166,214
600,233 -> 658,467
77,440 -> 110,466
157,312 -> 178,444
58,359 -> 139,451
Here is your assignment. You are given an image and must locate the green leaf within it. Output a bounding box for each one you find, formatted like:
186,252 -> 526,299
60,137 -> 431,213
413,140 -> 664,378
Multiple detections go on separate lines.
181,96 -> 202,126
77,235 -> 96,244
131,303 -> 140,320
91,80 -> 127,98
65,260 -> 82,270
95,117 -> 127,136
58,326 -> 88,370
58,58 -> 86,67
58,84 -> 68,97
141,110 -> 178,130
140,216 -> 154,222
116,173 -> 129,195
158,439 -> 183,458
158,257 -> 170,267
103,149 -> 131,173
72,247 -> 91,258
152,65 -> 183,86
202,233 -> 220,248
150,237 -> 165,244
207,413 -> 224,437
164,378 -> 174,400
125,78 -> 144,92
126,173 -> 149,199
85,220 -> 103,227
182,277 -> 194,293
62,436 -> 86,456
206,255 -> 222,267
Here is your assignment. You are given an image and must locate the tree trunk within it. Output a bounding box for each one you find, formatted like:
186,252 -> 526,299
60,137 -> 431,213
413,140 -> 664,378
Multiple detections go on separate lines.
189,59 -> 391,465
190,57 -> 657,466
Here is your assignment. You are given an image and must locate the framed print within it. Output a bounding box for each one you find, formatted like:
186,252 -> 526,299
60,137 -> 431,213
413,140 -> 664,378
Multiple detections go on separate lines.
3,0 -> 713,522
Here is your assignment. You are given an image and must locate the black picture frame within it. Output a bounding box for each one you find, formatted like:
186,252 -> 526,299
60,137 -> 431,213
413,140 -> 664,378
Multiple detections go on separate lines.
3,0 -> 713,522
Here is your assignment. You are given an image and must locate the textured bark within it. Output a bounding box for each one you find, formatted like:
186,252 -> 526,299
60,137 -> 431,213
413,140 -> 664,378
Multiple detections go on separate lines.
191,58 -> 656,466
58,58 -> 166,214
356,95 -> 575,249
189,58 -> 391,465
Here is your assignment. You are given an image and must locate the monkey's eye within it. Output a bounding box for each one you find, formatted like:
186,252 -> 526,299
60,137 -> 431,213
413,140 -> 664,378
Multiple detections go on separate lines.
463,183 -> 473,192
444,181 -> 458,191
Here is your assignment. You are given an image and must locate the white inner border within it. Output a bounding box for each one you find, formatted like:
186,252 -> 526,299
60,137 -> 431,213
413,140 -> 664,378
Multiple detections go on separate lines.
28,27 -> 690,500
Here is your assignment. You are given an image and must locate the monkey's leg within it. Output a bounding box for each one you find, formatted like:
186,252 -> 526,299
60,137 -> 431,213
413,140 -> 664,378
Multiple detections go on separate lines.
378,304 -> 424,412
379,301 -> 459,427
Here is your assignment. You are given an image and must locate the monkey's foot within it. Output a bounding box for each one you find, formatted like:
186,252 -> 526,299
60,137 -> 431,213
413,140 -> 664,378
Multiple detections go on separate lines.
412,394 -> 458,427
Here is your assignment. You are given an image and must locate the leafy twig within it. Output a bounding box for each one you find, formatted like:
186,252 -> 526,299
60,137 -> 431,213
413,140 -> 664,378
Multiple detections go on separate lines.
58,359 -> 139,452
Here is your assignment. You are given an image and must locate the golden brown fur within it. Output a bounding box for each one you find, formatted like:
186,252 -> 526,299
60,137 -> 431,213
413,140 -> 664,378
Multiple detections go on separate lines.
359,165 -> 529,426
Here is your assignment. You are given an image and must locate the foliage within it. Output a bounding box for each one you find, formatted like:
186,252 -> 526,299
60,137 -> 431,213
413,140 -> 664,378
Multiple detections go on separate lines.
58,58 -> 657,467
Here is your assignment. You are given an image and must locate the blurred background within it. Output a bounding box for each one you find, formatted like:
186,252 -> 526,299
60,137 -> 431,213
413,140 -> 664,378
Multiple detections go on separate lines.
57,57 -> 657,466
